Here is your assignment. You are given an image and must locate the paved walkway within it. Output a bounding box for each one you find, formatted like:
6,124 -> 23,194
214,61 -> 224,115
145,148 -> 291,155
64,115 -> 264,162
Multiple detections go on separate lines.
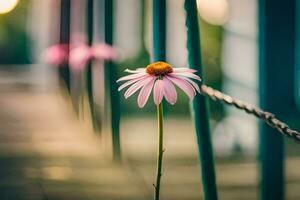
0,66 -> 300,200
0,66 -> 146,200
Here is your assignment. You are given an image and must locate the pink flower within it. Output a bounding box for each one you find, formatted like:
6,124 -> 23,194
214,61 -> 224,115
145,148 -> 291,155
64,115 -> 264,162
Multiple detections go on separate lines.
44,43 -> 117,70
69,44 -> 92,70
69,44 -> 118,70
44,44 -> 69,66
117,61 -> 201,108
91,44 -> 118,60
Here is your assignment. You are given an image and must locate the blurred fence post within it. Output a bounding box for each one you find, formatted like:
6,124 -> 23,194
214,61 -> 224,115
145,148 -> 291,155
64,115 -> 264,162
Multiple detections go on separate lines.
140,0 -> 146,51
296,1 -> 300,108
258,0 -> 296,199
152,0 -> 166,62
59,0 -> 71,91
104,0 -> 121,161
138,0 -> 150,62
152,0 -> 168,112
184,1 -> 218,200
86,0 -> 97,129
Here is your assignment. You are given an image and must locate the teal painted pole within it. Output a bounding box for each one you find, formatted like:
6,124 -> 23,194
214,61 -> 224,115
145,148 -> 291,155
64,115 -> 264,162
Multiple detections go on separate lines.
152,0 -> 168,112
295,0 -> 300,108
258,0 -> 296,199
184,1 -> 218,200
59,0 -> 71,92
152,0 -> 166,62
105,0 -> 121,161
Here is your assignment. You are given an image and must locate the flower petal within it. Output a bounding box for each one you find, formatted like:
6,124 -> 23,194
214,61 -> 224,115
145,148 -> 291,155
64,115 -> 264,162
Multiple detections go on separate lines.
44,44 -> 68,66
137,77 -> 156,108
171,71 -> 201,81
124,76 -> 153,99
91,44 -> 117,60
172,68 -> 197,73
69,45 -> 92,70
171,74 -> 200,93
124,68 -> 146,73
153,80 -> 164,105
162,78 -> 177,105
117,72 -> 147,82
118,75 -> 148,91
166,76 -> 196,100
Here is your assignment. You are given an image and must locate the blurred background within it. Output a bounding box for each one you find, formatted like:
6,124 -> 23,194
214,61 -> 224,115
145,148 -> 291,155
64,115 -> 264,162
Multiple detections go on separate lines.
1,0 -> 300,199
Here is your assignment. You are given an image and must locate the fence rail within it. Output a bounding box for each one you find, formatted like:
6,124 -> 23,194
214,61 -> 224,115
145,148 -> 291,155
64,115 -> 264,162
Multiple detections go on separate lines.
201,84 -> 300,143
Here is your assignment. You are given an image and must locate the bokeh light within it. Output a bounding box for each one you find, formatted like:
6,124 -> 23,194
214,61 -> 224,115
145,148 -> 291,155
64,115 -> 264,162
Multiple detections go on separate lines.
0,0 -> 19,14
197,0 -> 229,25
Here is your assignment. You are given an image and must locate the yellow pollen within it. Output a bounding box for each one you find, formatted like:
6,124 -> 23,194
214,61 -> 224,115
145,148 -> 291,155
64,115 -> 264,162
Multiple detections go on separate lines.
146,61 -> 173,76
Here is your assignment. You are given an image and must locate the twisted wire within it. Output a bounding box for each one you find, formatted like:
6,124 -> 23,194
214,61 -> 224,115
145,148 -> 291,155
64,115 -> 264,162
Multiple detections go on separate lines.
200,84 -> 300,143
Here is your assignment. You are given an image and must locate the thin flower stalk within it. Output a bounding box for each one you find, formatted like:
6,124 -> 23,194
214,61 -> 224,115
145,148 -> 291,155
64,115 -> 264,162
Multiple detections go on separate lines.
154,103 -> 164,200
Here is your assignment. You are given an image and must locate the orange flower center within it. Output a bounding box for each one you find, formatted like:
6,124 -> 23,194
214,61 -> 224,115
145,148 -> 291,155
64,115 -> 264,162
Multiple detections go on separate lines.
146,61 -> 173,76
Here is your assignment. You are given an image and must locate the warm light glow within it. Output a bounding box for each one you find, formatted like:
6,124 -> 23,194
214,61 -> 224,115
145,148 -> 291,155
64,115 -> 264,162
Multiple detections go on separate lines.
197,0 -> 229,25
0,0 -> 19,14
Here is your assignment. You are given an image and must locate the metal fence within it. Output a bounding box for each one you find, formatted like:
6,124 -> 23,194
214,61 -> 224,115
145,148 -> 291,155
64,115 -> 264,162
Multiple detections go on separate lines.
57,0 -> 300,199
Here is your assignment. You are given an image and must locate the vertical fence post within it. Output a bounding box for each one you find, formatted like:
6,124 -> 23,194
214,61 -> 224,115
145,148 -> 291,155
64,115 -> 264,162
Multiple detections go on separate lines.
105,0 -> 121,161
152,0 -> 168,113
258,0 -> 296,199
86,0 -> 97,129
140,0 -> 146,51
296,1 -> 300,108
87,0 -> 93,46
59,0 -> 71,91
184,1 -> 218,200
152,0 -> 166,62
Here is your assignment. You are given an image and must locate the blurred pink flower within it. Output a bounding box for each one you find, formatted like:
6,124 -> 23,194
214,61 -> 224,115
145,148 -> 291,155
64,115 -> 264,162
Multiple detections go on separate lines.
117,61 -> 201,108
69,43 -> 117,70
91,44 -> 118,61
44,43 -> 117,70
69,44 -> 92,70
44,44 -> 69,66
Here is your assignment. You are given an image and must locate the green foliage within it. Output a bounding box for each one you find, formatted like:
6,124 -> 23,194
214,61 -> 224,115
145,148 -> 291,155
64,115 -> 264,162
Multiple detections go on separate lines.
0,0 -> 31,64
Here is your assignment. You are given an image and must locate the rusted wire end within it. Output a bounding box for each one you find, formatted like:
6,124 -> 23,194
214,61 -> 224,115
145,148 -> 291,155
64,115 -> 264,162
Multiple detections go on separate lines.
200,84 -> 300,143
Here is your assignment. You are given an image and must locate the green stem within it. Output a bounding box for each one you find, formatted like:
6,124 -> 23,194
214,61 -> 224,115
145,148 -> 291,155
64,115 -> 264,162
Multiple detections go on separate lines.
154,103 -> 164,200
